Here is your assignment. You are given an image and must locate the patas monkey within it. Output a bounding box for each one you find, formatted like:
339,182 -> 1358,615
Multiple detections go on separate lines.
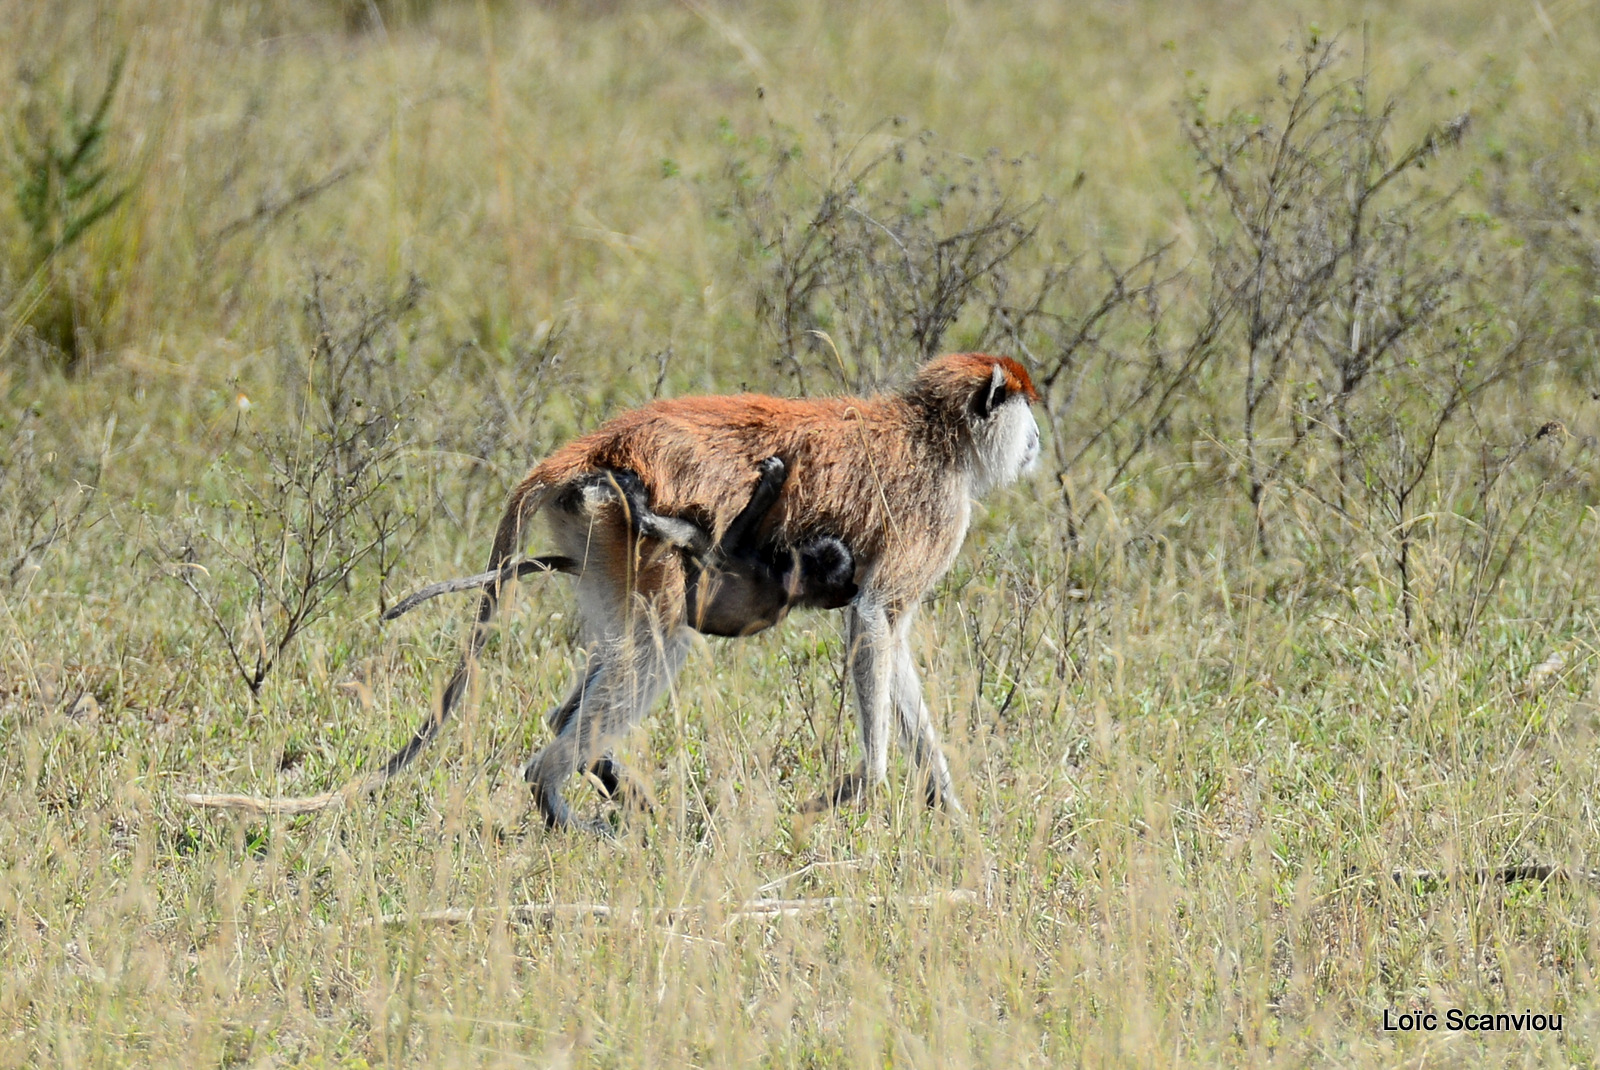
504,352 -> 1040,832
187,353 -> 1040,830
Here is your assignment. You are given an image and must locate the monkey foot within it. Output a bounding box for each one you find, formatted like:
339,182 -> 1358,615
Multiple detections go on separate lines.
585,757 -> 657,815
924,776 -> 966,817
572,815 -> 619,839
540,807 -> 618,839
798,769 -> 965,817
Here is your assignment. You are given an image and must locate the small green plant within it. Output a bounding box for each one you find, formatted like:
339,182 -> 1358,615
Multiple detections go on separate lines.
7,51 -> 136,367
169,412 -> 405,696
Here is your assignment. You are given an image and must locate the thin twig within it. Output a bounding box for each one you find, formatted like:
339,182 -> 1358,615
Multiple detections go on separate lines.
754,858 -> 866,895
1382,865 -> 1600,888
363,888 -> 978,929
201,134 -> 382,257
181,768 -> 393,814
722,890 -> 977,924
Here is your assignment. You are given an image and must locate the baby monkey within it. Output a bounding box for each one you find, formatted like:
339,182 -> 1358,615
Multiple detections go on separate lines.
606,456 -> 858,636
384,456 -> 857,633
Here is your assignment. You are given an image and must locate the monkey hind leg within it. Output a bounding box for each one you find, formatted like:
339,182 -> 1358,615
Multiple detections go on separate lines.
526,619 -> 691,836
533,657 -> 648,817
525,742 -> 615,837
548,663 -> 656,814
525,661 -> 618,835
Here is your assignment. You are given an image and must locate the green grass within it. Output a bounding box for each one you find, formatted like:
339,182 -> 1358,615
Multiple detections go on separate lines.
2,0 -> 1599,1066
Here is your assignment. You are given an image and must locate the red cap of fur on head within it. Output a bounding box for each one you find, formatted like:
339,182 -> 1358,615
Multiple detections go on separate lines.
906,352 -> 1041,408
987,355 -> 1040,403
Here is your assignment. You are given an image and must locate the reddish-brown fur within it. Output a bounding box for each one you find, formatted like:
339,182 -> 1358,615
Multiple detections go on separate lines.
497,352 -> 1040,829
502,354 -> 1039,608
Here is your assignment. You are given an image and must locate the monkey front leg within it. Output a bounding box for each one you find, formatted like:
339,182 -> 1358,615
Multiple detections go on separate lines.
889,632 -> 963,815
849,595 -> 895,788
802,603 -> 962,817
800,596 -> 894,814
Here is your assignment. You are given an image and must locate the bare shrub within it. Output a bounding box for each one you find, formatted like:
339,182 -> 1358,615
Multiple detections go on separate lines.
444,321 -> 569,466
709,46 -> 1583,643
1181,36 -> 1477,551
1488,94 -> 1600,393
167,269 -> 426,695
1162,33 -> 1584,637
1011,246 -> 1228,543
720,113 -> 1200,548
0,410 -> 98,586
723,115 -> 1047,393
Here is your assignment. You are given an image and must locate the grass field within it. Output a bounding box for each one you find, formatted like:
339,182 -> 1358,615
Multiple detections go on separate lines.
3,0 -> 1600,1065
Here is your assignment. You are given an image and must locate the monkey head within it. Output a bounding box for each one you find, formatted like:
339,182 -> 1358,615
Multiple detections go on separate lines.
781,535 -> 859,611
907,353 -> 1042,496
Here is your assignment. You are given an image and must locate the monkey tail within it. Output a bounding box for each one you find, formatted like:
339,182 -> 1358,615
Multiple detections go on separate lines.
182,480 -> 558,816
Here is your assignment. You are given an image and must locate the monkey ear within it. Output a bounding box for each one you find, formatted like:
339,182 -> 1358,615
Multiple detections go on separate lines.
972,362 -> 1009,419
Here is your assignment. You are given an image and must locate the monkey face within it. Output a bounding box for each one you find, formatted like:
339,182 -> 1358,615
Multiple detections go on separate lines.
970,386 -> 1042,495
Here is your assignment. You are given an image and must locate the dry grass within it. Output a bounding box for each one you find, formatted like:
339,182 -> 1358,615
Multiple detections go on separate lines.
2,0 -> 1599,1066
